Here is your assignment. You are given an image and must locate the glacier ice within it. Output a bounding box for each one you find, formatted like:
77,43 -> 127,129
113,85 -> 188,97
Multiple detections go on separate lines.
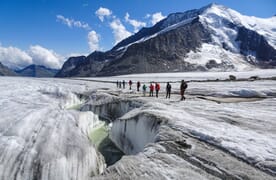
1,71 -> 276,179
0,77 -> 105,180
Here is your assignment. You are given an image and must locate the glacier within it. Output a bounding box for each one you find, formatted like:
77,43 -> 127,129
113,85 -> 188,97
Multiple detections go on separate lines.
0,69 -> 276,179
0,77 -> 105,180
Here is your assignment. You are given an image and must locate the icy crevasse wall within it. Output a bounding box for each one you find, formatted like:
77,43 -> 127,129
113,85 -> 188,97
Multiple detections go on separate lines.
81,96 -> 143,122
82,94 -> 161,155
110,113 -> 162,155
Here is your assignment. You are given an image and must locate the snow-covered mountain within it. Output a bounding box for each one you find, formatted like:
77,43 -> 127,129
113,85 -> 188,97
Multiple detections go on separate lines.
57,3 -> 276,77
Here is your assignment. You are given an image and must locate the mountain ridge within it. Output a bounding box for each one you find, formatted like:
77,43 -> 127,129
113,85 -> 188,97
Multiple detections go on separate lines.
56,3 -> 276,77
16,64 -> 59,77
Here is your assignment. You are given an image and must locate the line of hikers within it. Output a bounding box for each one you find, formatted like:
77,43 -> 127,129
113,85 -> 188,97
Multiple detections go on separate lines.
116,80 -> 188,100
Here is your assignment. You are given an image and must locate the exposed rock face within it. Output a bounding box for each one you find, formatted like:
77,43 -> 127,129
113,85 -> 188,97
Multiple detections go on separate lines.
67,52 -> 112,77
0,62 -> 17,76
112,9 -> 204,51
16,64 -> 59,77
237,27 -> 276,67
56,4 -> 276,77
98,20 -> 212,76
56,51 -> 125,77
55,56 -> 86,77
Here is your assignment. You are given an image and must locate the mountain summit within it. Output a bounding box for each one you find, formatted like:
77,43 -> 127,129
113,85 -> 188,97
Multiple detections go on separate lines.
56,4 -> 276,77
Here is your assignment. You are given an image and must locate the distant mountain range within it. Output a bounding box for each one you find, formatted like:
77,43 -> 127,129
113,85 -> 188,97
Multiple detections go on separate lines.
0,63 -> 59,77
15,64 -> 59,77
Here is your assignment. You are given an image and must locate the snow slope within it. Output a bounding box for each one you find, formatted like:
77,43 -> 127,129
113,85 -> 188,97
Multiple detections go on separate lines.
200,4 -> 276,49
184,43 -> 255,71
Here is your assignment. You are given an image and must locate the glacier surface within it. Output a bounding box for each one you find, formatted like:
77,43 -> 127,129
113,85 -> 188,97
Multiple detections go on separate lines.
0,69 -> 276,179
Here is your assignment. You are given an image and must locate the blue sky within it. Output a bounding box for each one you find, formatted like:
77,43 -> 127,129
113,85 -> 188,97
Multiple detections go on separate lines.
0,0 -> 275,69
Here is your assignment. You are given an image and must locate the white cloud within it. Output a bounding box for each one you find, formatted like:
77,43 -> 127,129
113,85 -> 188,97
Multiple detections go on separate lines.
109,19 -> 132,44
0,45 -> 32,70
125,13 -> 146,33
147,12 -> 166,25
88,31 -> 100,51
145,14 -> 151,19
56,15 -> 90,30
28,45 -> 64,69
95,7 -> 112,22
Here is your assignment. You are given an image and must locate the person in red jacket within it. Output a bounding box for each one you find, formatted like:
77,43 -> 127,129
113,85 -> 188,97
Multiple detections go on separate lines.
155,82 -> 160,98
149,83 -> 154,97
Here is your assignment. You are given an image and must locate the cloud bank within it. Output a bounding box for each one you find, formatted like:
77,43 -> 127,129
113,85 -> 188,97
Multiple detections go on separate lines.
0,44 -> 64,70
0,45 -> 32,70
29,45 -> 64,69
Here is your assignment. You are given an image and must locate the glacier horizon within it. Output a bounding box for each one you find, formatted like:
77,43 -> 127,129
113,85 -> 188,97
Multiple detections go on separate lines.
0,69 -> 276,179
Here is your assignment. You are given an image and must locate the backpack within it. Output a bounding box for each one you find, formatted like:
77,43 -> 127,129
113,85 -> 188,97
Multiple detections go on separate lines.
167,84 -> 171,90
143,85 -> 147,90
150,84 -> 154,91
184,82 -> 188,89
181,82 -> 187,90
156,84 -> 160,90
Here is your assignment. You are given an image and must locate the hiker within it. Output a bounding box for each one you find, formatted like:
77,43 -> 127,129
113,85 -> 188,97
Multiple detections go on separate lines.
180,80 -> 188,101
142,84 -> 147,96
119,81 -> 122,88
149,83 -> 154,97
122,80 -> 125,89
155,82 -> 160,98
166,82 -> 172,99
137,81 -> 141,91
116,80 -> 119,88
129,80 -> 132,90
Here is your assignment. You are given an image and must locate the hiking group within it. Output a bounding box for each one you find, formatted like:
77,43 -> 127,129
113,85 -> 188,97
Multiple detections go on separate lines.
116,80 -> 188,101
